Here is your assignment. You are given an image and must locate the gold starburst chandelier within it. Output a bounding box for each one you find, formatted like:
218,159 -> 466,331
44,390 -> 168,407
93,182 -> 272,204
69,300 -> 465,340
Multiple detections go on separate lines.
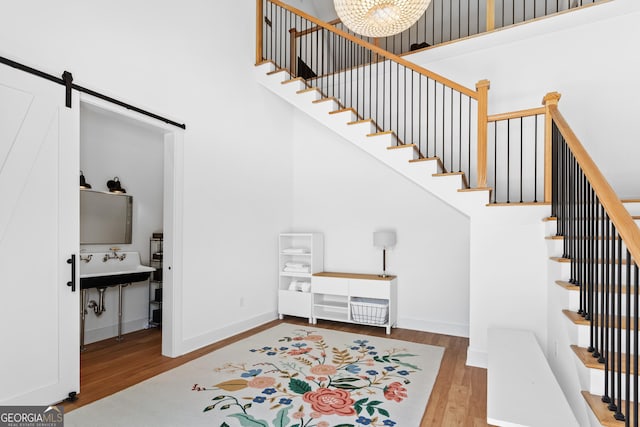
334,0 -> 431,38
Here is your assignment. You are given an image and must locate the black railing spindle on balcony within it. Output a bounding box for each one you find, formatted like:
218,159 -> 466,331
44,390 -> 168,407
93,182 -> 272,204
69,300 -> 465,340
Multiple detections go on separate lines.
550,104 -> 640,426
486,107 -> 546,203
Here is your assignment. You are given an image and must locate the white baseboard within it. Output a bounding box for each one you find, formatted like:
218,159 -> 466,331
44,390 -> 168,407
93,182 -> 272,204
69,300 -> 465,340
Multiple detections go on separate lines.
178,311 -> 278,356
398,316 -> 469,338
84,317 -> 149,344
466,346 -> 488,368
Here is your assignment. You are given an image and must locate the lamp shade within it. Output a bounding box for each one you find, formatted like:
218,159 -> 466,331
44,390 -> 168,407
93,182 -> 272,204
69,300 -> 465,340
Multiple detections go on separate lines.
334,0 -> 431,38
373,230 -> 396,248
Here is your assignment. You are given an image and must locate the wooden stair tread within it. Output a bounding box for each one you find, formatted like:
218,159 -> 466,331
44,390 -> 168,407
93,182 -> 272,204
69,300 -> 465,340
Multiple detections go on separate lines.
281,77 -> 304,85
550,256 -> 630,265
329,107 -> 357,115
387,143 -> 417,151
266,68 -> 287,76
556,280 -> 635,294
296,87 -> 319,94
571,345 -> 635,374
563,309 -> 631,330
312,97 -> 337,104
458,187 -> 492,193
556,280 -> 580,291
366,130 -> 395,137
347,119 -> 373,125
582,391 -> 625,427
409,156 -> 440,163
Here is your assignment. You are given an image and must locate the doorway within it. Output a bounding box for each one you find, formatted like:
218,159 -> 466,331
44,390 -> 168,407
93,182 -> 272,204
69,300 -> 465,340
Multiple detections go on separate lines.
79,93 -> 183,358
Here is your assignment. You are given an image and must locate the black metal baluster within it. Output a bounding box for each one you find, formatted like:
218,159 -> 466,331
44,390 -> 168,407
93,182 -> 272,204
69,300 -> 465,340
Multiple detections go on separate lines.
634,261 -> 639,427
458,92 -> 462,172
625,250 -> 632,424
519,117 -> 524,202
603,214 -> 612,405
493,122 -> 498,203
506,119 -> 511,203
615,236 -> 625,420
534,115 -> 539,202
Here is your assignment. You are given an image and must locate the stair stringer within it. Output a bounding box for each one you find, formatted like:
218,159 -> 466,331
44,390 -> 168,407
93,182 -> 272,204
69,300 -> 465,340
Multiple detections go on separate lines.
254,62 -> 489,218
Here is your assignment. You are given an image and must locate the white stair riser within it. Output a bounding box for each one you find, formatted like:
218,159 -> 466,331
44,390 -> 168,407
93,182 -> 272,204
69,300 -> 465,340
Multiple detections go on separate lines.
570,321 -> 640,353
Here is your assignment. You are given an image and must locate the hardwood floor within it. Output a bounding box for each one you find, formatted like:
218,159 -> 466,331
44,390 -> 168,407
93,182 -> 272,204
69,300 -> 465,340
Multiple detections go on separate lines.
63,318 -> 490,426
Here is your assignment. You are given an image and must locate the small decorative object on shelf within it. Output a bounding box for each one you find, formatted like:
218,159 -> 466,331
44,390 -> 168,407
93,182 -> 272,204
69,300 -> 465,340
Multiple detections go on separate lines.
277,232 -> 324,322
149,232 -> 163,327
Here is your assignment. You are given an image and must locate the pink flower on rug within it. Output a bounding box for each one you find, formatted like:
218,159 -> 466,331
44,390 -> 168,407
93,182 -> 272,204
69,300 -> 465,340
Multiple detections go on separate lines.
305,335 -> 323,342
247,376 -> 276,388
288,348 -> 312,356
310,364 -> 337,376
383,381 -> 408,402
303,388 -> 356,416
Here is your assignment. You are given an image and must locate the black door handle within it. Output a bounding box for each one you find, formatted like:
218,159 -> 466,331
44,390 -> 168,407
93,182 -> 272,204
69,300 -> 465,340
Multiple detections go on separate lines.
67,254 -> 76,292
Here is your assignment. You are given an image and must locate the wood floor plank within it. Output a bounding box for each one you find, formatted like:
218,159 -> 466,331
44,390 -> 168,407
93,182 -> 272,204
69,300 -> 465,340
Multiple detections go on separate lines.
62,318 -> 491,425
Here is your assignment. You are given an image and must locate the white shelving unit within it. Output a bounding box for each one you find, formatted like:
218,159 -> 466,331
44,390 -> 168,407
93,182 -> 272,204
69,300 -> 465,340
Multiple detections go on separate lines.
311,272 -> 397,334
278,232 -> 323,322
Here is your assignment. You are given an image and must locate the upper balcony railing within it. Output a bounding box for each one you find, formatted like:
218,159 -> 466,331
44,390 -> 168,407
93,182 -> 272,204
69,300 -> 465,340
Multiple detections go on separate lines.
324,0 -> 606,56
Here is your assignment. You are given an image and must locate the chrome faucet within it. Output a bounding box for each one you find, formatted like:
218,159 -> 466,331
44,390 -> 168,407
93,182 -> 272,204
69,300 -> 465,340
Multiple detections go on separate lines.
103,248 -> 127,262
79,254 -> 93,263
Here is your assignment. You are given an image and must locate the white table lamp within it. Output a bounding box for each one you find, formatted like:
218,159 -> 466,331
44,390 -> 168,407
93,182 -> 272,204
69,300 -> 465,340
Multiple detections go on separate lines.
373,230 -> 396,277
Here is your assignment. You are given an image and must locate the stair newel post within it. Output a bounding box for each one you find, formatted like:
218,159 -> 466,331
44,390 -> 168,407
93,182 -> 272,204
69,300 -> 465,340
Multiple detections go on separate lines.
256,0 -> 264,65
486,0 -> 495,32
543,92 -> 561,203
476,79 -> 490,189
289,28 -> 298,77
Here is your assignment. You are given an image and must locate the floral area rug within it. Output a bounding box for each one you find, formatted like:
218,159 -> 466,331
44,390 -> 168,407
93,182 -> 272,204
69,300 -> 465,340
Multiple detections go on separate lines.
65,323 -> 444,427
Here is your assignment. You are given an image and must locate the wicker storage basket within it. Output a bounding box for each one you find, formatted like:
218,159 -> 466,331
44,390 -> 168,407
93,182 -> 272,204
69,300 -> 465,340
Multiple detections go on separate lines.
350,297 -> 388,325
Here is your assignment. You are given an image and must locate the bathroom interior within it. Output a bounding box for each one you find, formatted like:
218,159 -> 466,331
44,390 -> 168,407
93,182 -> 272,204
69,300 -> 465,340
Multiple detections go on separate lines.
79,102 -> 165,359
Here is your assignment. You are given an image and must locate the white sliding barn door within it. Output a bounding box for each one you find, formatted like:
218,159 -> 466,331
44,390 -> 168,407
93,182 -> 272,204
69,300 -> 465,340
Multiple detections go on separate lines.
0,63 -> 79,405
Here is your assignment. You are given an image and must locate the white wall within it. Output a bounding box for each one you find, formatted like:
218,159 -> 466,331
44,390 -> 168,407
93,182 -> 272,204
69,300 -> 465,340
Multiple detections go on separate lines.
408,0 -> 640,198
80,104 -> 164,343
291,109 -> 471,336
0,0 -> 295,355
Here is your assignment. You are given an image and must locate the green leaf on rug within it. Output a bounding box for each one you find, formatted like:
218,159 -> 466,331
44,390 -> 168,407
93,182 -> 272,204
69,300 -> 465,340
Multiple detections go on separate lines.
228,413 -> 270,427
288,378 -> 312,394
220,423 -> 230,427
272,405 -> 291,427
215,379 -> 249,391
333,424 -> 355,427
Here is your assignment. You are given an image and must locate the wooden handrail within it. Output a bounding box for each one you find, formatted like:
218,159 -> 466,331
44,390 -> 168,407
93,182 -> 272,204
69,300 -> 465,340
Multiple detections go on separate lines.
549,105 -> 640,263
262,0 -> 478,99
293,18 -> 342,38
487,106 -> 545,122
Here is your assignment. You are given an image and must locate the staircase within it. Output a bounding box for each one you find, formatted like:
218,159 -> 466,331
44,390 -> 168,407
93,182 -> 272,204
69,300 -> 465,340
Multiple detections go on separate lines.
255,1 -> 640,426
